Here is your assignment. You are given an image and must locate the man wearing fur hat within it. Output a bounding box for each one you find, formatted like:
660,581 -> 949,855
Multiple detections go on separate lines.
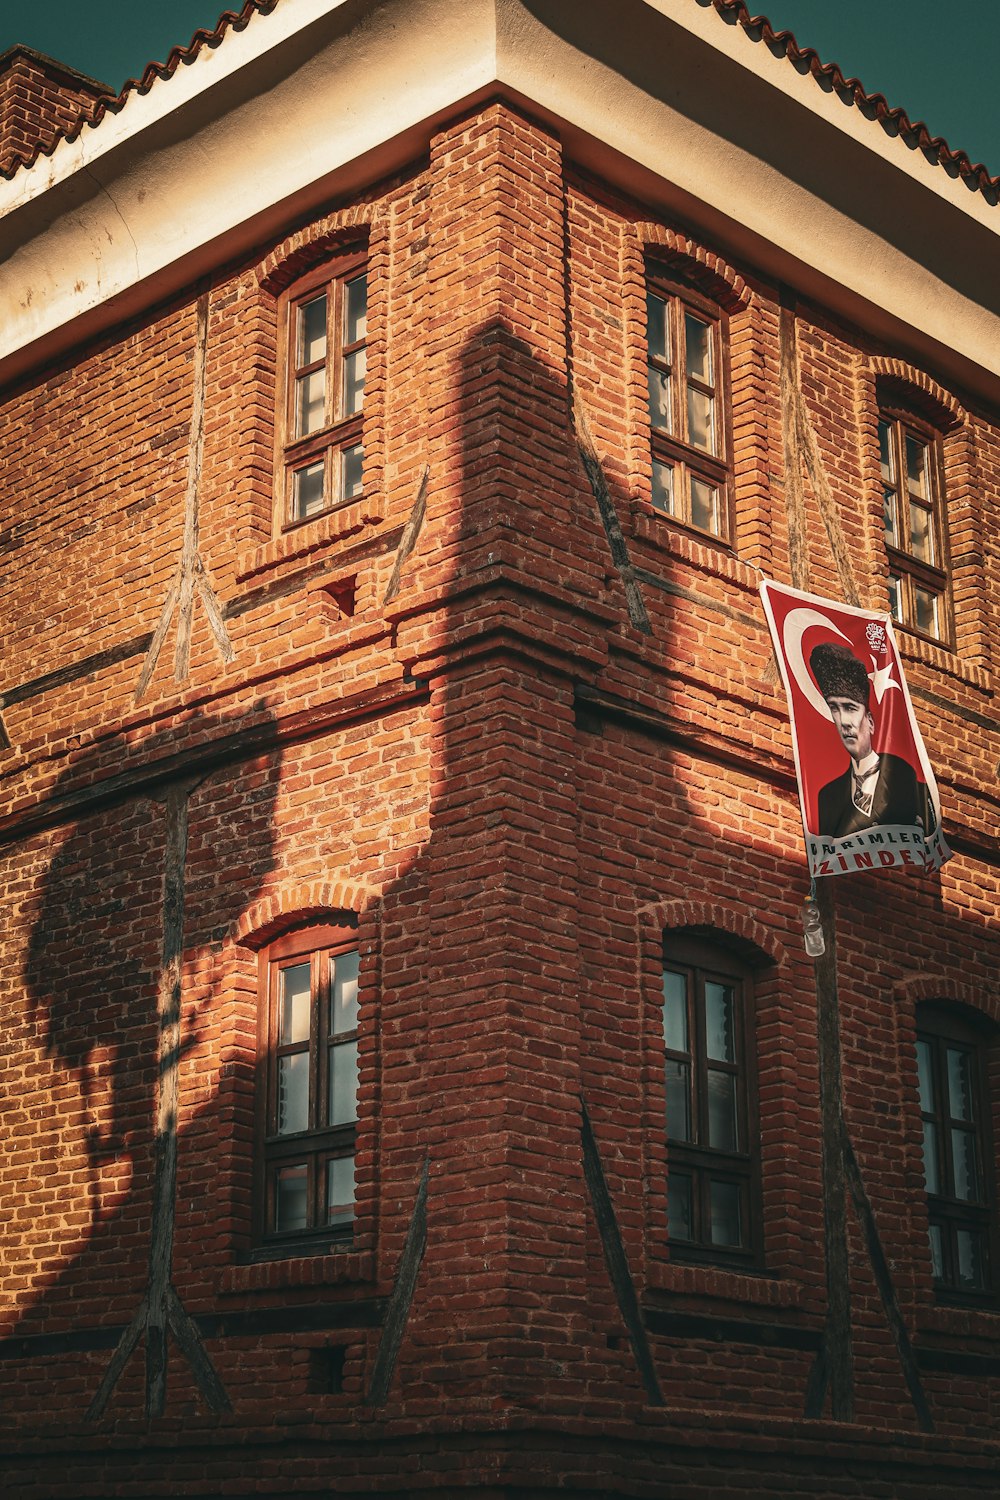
809,642 -> 921,837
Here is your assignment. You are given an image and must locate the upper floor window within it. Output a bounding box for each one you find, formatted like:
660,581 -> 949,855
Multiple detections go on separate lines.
915,1004 -> 997,1299
662,938 -> 759,1265
256,920 -> 360,1252
878,408 -> 948,641
280,251 -> 367,527
646,267 -> 730,540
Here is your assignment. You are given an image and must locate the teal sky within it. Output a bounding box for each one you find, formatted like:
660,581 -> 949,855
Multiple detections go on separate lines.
1,1 -> 997,174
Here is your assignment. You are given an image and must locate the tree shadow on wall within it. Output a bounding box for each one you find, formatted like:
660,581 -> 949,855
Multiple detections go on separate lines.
10,703 -> 282,1416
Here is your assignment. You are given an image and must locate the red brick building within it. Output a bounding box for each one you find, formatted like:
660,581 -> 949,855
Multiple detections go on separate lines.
1,3 -> 998,1494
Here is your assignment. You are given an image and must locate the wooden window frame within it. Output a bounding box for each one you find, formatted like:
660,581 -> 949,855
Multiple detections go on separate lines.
915,1003 -> 997,1303
253,918 -> 360,1258
878,403 -> 952,646
645,264 -> 733,543
661,936 -> 762,1268
277,248 -> 367,530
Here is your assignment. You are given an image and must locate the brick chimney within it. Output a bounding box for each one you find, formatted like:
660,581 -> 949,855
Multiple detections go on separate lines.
0,45 -> 114,176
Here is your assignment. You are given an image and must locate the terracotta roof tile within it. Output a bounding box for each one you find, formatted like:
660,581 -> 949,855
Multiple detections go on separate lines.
711,2 -> 998,201
0,1 -> 281,181
2,0 -> 997,203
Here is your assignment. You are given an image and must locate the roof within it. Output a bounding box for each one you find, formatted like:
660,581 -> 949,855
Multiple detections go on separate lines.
1,0 -> 999,404
1,0 -> 996,201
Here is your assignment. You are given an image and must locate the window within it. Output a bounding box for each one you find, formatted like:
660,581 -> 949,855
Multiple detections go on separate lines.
915,1005 -> 996,1298
256,921 -> 360,1250
662,939 -> 759,1264
280,251 -> 367,526
646,267 -> 730,539
878,408 -> 948,641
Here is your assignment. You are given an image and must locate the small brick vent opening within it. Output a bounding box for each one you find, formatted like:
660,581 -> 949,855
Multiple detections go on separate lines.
308,1345 -> 347,1395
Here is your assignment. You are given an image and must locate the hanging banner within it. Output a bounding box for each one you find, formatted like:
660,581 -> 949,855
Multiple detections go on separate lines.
760,580 -> 951,879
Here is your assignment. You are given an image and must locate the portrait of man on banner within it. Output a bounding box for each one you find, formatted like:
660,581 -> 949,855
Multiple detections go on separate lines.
760,580 -> 950,879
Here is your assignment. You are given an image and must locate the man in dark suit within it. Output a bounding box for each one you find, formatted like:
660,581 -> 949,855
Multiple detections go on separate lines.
809,642 -> 922,837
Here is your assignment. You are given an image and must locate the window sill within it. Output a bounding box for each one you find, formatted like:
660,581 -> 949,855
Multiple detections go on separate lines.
235,490 -> 385,584
917,1299 -> 1000,1338
630,507 -> 762,593
219,1248 -> 374,1295
896,631 -> 993,694
646,1259 -> 804,1308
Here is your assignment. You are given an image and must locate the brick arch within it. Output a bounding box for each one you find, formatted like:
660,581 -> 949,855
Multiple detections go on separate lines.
895,974 -> 1000,1027
869,356 -> 964,431
257,206 -> 377,294
231,879 -> 382,951
633,223 -> 752,313
639,898 -> 787,970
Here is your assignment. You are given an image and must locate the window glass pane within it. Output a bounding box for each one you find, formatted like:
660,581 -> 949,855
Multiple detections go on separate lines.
913,586 -> 938,637
687,386 -> 715,453
662,969 -> 688,1052
921,1120 -> 940,1195
648,367 -> 671,431
905,433 -> 927,498
707,1068 -> 738,1152
946,1047 -> 973,1122
887,575 -> 902,622
915,1040 -> 934,1112
709,1180 -> 742,1247
278,1052 -> 309,1135
684,312 -> 712,383
344,273 -> 367,346
668,1173 -> 692,1241
909,502 -> 934,563
342,444 -> 364,499
326,1154 -> 356,1227
690,477 -> 719,535
293,460 -> 326,520
298,294 -> 328,365
646,292 -> 669,363
878,419 -> 894,483
956,1228 -> 987,1291
275,1163 -> 308,1232
704,981 -> 735,1061
651,459 -> 674,514
951,1127 -> 978,1202
331,949 -> 360,1035
296,369 -> 326,437
329,1039 -> 359,1126
279,963 -> 311,1044
927,1223 -> 944,1281
665,1059 -> 691,1142
343,347 -> 366,417
883,487 -> 897,546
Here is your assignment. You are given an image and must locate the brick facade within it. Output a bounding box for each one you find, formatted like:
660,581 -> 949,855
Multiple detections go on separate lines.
1,15 -> 998,1496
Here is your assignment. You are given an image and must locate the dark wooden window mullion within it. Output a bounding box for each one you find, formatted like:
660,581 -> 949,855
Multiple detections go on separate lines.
880,408 -> 949,642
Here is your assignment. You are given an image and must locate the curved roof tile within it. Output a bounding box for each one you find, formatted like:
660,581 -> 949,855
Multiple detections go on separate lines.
2,0 -> 997,202
712,1 -> 998,200
0,0 -> 280,180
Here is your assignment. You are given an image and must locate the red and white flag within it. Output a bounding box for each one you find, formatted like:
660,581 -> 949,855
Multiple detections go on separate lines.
760,580 -> 950,879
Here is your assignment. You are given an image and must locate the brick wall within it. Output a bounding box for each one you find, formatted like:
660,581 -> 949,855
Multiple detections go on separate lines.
0,99 -> 998,1494
0,46 -> 111,176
